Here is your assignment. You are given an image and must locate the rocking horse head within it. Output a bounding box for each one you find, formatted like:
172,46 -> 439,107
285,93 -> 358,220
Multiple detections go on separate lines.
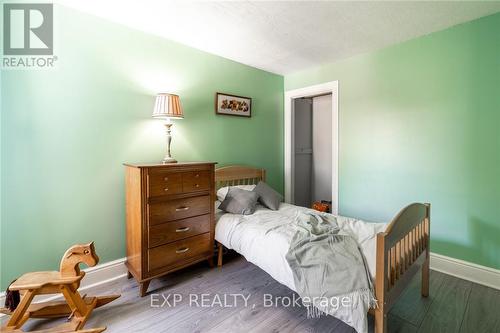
59,242 -> 99,277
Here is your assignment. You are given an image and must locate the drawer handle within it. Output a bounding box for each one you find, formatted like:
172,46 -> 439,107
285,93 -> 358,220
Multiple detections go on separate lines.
164,188 -> 169,192
175,206 -> 190,212
175,227 -> 190,233
176,247 -> 189,254
195,184 -> 200,188
195,174 -> 200,178
164,177 -> 169,181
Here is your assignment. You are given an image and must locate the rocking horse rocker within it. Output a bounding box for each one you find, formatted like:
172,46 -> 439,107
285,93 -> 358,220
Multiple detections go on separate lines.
1,242 -> 120,333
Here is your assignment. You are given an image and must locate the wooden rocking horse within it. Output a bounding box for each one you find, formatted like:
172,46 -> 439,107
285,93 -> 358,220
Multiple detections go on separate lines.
1,242 -> 120,333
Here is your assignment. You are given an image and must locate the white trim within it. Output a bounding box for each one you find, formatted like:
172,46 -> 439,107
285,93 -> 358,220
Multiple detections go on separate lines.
1,252 -> 497,314
0,258 -> 127,312
78,257 -> 127,290
430,252 -> 500,290
284,81 -> 339,215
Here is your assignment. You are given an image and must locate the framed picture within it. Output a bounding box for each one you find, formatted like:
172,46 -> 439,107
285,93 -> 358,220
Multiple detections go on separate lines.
215,92 -> 252,117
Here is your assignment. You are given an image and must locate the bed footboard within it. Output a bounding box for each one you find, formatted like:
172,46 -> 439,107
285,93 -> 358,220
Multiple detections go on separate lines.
374,203 -> 430,333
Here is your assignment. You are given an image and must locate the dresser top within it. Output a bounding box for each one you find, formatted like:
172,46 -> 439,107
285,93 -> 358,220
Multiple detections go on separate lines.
124,161 -> 217,168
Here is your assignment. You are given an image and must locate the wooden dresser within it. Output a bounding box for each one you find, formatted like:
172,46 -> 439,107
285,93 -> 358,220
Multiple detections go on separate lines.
124,162 -> 217,296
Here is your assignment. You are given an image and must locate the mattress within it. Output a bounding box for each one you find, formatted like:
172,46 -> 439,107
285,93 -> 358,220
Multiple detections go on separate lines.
215,202 -> 387,293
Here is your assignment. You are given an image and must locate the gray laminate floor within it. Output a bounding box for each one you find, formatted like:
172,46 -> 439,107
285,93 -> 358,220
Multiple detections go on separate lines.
4,254 -> 500,333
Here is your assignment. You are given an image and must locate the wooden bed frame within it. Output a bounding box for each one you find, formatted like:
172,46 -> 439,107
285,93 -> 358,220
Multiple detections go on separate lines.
214,165 -> 430,333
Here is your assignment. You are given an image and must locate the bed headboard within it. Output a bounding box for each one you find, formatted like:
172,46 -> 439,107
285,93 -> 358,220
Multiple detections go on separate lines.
215,165 -> 266,190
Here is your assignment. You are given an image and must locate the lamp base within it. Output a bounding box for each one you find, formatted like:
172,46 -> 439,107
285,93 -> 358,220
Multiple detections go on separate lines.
162,157 -> 178,164
162,123 -> 177,164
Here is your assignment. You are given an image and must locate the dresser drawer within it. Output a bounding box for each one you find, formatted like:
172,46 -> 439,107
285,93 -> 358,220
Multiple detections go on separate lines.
182,171 -> 210,192
148,171 -> 183,197
149,195 -> 211,225
148,233 -> 211,271
148,215 -> 211,248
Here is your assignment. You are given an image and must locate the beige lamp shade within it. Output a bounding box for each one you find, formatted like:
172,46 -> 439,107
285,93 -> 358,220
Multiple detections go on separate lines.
152,93 -> 184,119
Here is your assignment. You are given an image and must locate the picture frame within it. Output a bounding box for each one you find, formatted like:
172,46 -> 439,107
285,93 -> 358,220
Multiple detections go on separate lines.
215,92 -> 252,118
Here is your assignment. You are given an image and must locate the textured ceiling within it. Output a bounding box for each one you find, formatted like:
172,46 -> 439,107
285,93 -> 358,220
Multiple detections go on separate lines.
58,0 -> 500,75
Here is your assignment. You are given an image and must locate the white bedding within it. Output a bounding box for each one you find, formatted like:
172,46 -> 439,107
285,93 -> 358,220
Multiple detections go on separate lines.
215,203 -> 387,330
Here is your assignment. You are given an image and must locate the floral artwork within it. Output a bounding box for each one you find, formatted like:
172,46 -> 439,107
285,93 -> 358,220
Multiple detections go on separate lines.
215,93 -> 252,117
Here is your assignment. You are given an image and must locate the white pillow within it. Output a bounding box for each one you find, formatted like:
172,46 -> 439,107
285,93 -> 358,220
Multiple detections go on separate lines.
217,185 -> 256,202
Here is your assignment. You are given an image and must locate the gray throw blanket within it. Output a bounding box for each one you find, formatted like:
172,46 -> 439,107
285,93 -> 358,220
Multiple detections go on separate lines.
286,211 -> 376,333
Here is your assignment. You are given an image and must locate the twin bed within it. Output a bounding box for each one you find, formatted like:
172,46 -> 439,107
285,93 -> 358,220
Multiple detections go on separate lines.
213,165 -> 431,333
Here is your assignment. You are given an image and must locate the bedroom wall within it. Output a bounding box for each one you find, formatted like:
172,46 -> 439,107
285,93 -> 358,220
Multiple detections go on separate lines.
0,5 -> 283,289
285,13 -> 500,270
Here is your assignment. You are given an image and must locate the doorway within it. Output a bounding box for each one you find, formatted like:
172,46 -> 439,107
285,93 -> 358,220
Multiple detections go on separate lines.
284,81 -> 339,214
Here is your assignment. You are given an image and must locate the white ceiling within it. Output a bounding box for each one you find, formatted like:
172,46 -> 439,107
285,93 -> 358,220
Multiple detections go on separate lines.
58,0 -> 500,75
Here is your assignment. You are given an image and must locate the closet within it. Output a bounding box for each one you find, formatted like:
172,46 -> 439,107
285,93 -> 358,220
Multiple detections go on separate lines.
293,94 -> 332,209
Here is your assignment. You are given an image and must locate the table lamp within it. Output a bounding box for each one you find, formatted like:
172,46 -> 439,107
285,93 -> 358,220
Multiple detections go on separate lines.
152,93 -> 184,163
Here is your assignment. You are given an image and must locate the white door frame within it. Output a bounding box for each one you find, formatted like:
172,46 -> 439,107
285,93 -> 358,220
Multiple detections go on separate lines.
284,81 -> 339,215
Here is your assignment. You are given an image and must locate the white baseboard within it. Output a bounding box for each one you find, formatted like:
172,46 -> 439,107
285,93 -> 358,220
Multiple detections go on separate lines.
1,253 -> 498,312
77,257 -> 128,291
0,257 -> 127,311
430,252 -> 500,290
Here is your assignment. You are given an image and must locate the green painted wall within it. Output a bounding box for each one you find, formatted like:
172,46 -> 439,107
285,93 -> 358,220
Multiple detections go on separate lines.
286,13 -> 500,270
0,5 -> 283,289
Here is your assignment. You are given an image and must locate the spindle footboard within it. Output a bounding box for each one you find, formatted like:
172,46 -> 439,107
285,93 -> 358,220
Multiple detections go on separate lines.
373,203 -> 431,333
